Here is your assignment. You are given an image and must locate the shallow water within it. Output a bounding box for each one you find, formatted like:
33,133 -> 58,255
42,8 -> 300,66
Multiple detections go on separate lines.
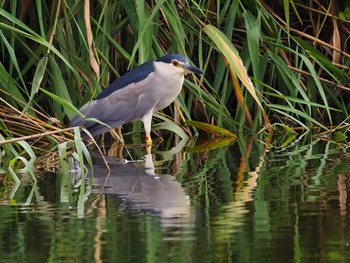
1,136 -> 350,262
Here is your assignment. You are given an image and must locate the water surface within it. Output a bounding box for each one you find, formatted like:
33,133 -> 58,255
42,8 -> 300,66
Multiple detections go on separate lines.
0,136 -> 349,262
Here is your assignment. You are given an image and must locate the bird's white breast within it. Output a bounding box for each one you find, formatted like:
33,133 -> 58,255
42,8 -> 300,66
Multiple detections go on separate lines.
151,61 -> 185,111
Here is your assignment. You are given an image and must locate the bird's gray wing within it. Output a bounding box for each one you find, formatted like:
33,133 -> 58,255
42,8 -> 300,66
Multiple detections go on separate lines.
71,73 -> 159,137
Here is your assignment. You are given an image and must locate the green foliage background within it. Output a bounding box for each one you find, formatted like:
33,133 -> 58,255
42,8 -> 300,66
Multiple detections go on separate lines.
0,0 -> 349,145
0,2 -> 349,260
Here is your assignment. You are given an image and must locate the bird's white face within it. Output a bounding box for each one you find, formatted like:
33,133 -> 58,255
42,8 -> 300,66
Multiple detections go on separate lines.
170,59 -> 192,75
170,58 -> 204,75
154,60 -> 186,80
153,60 -> 186,89
154,57 -> 203,77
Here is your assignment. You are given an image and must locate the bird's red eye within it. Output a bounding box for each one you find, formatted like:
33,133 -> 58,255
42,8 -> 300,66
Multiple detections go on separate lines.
172,60 -> 179,67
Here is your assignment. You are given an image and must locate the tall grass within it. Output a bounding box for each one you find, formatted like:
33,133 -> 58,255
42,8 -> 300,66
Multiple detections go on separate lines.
0,0 -> 349,165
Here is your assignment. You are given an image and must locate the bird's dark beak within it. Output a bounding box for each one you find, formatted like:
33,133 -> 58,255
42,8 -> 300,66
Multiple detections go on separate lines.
185,64 -> 204,75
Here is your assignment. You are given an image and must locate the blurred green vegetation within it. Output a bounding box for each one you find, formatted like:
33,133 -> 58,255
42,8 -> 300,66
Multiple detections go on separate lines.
0,0 -> 349,154
0,2 -> 349,259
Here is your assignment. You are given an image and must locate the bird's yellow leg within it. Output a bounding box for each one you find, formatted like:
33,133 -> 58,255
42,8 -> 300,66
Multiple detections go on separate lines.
143,112 -> 153,148
145,134 -> 153,146
107,141 -> 124,161
110,127 -> 124,144
145,134 -> 153,154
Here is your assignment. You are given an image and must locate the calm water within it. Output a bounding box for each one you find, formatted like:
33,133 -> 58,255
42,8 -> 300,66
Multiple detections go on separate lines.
1,135 -> 350,262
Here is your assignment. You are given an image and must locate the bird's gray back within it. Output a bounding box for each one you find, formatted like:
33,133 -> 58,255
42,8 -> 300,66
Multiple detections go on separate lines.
95,61 -> 155,100
70,73 -> 159,137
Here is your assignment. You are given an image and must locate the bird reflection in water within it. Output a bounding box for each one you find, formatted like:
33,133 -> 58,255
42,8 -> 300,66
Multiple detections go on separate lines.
91,141 -> 195,230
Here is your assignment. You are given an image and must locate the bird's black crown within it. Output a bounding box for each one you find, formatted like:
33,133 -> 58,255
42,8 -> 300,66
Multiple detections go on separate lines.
156,54 -> 188,64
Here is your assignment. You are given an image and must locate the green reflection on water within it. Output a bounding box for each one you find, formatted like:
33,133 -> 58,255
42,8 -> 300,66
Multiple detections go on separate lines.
0,136 -> 349,263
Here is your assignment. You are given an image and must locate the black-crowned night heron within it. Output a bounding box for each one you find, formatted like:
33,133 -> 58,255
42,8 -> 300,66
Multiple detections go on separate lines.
70,54 -> 203,145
